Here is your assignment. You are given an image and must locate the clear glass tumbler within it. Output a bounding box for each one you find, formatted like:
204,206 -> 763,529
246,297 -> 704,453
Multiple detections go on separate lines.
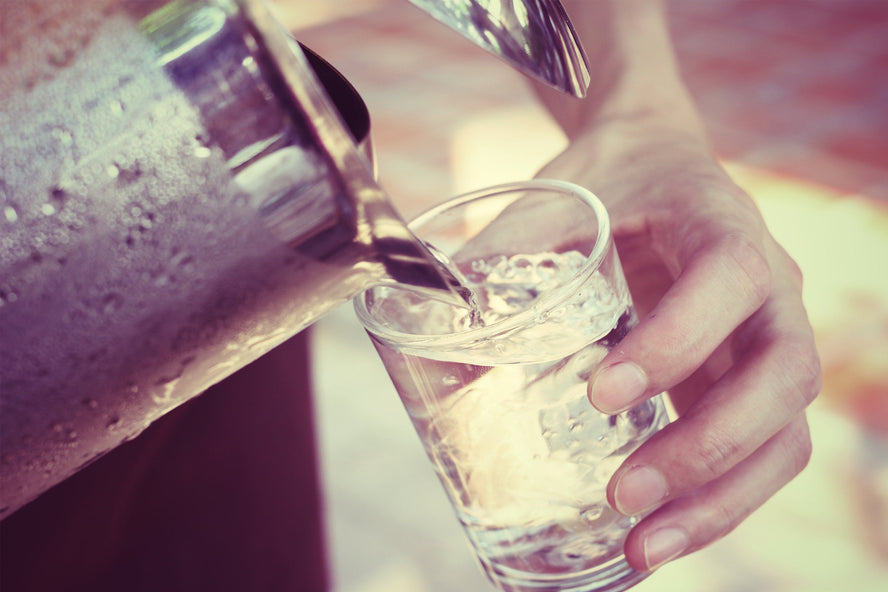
354,180 -> 671,592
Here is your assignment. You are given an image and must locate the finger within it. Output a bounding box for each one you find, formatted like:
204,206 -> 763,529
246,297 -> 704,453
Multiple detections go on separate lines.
620,414 -> 813,572
588,232 -> 772,414
604,295 -> 821,517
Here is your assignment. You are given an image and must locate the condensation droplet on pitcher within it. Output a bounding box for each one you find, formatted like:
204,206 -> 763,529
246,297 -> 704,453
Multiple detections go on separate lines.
170,250 -> 194,273
0,288 -> 19,307
52,126 -> 74,147
109,99 -> 125,116
139,212 -> 155,230
102,292 -> 123,315
3,204 -> 19,223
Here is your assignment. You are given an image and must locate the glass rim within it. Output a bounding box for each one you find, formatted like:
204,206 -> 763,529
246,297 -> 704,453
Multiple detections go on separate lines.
354,179 -> 612,350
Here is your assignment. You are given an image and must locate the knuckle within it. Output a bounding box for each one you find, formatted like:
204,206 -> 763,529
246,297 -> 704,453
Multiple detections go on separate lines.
719,233 -> 772,307
692,430 -> 744,482
775,335 -> 823,409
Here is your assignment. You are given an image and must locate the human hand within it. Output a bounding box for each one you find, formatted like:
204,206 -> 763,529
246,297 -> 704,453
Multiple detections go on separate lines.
535,113 -> 822,572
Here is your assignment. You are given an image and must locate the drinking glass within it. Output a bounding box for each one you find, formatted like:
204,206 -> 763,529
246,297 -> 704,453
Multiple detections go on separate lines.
354,180 -> 671,592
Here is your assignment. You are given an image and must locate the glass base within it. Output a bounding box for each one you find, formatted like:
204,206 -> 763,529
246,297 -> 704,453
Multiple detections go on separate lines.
485,556 -> 649,592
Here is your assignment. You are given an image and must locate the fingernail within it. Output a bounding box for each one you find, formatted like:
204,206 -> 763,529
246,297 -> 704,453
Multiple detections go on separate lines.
613,465 -> 667,515
589,362 -> 648,414
644,527 -> 689,571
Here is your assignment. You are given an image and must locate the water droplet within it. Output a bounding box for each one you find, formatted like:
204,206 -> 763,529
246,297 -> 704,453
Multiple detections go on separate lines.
0,286 -> 18,306
3,205 -> 19,223
106,164 -> 120,179
52,127 -> 74,147
50,422 -> 63,433
569,421 -> 584,433
139,212 -> 155,230
47,186 -> 68,213
101,292 -> 123,314
106,416 -> 121,430
109,99 -> 125,116
194,145 -> 212,158
47,46 -> 76,67
153,377 -> 179,405
170,251 -> 194,271
82,398 -> 99,410
66,430 -> 78,441
41,203 -> 57,216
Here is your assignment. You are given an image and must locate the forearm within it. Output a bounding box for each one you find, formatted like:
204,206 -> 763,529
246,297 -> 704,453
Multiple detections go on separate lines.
537,0 -> 706,140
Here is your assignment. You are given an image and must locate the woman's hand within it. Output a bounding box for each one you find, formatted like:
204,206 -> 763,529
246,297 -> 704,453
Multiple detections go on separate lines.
536,113 -> 822,572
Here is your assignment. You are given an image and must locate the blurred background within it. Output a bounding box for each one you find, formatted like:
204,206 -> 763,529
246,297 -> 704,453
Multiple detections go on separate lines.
274,1 -> 888,591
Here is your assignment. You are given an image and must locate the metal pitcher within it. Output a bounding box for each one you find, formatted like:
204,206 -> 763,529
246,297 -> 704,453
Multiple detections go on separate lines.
0,0 -> 588,517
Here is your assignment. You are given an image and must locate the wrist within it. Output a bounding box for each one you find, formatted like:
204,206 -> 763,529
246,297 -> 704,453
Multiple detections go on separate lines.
544,0 -> 708,142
